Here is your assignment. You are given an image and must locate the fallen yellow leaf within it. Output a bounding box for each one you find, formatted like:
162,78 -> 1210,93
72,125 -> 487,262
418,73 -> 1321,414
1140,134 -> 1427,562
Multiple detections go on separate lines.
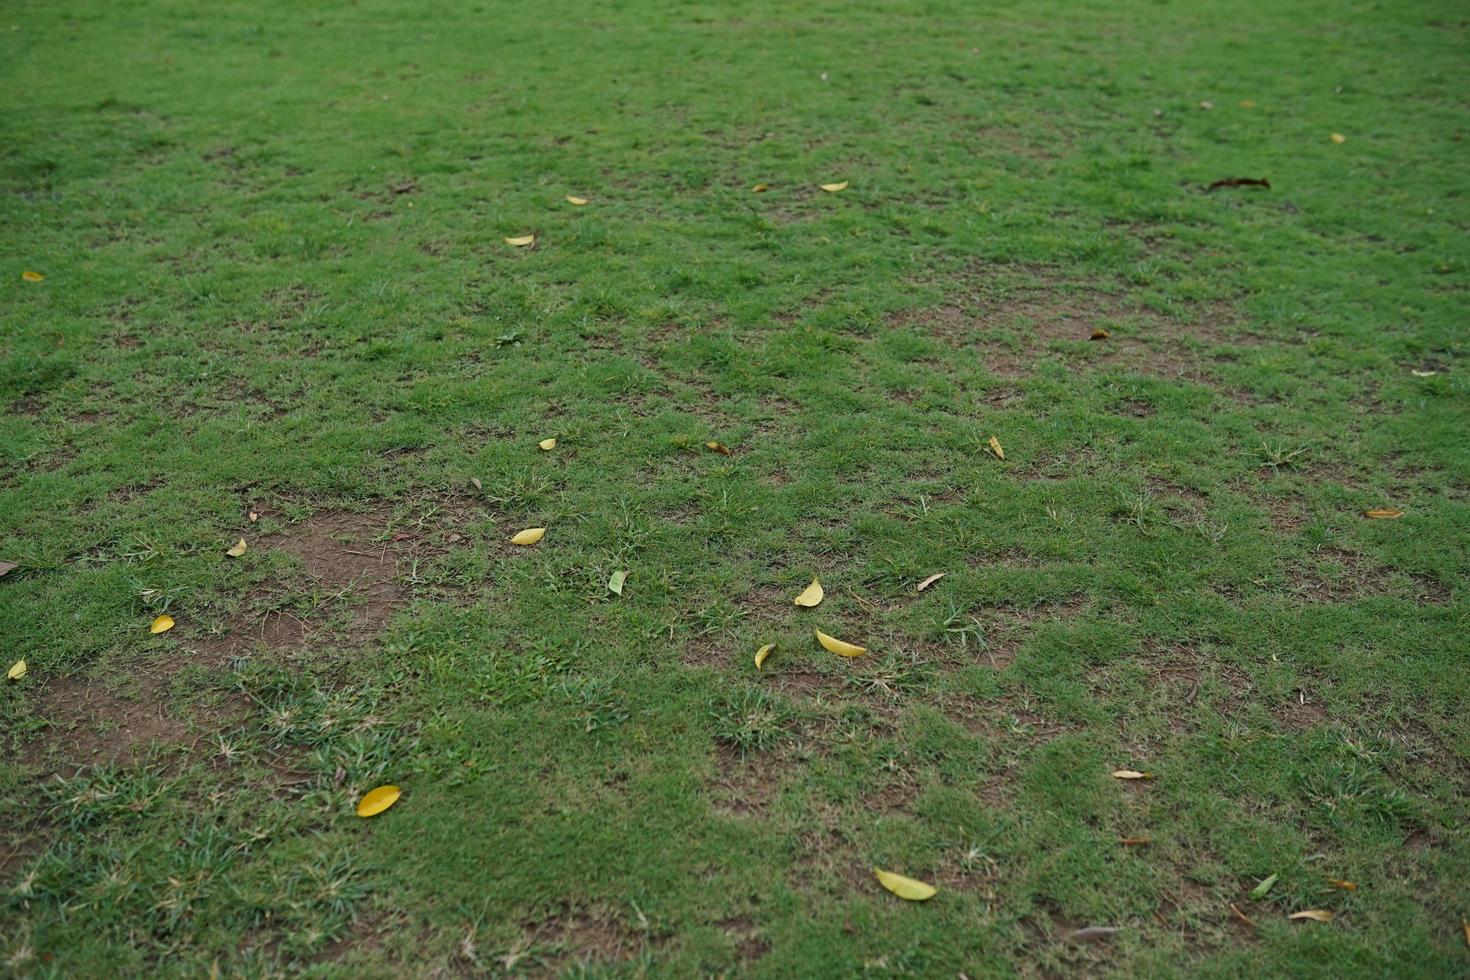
225,538 -> 248,558
820,181 -> 849,193
1326,878 -> 1357,891
248,511 -> 260,523
150,614 -> 175,634
1090,328 -> 1110,340
7,659 -> 25,680
1289,909 -> 1335,923
510,527 -> 546,546
915,573 -> 946,592
1411,369 -> 1438,378
1240,100 -> 1257,108
873,868 -> 936,901
794,578 -> 824,607
505,234 -> 535,247
706,441 -> 732,455
356,785 -> 401,817
816,629 -> 865,657
539,438 -> 557,451
1111,770 -> 1153,780
1330,133 -> 1346,144
1363,508 -> 1403,519
987,435 -> 1005,460
751,183 -> 769,193
565,195 -> 588,206
755,643 -> 774,669
21,270 -> 44,283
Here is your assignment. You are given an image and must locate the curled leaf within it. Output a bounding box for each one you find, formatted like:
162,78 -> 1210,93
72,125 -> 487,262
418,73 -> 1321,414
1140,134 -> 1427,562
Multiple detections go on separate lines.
7,659 -> 25,680
1410,369 -> 1438,378
1326,878 -> 1357,891
1111,769 -> 1153,780
1363,508 -> 1403,519
565,195 -> 588,206
0,560 -> 17,577
248,511 -> 260,522
1119,836 -> 1151,846
1330,133 -> 1346,144
755,643 -> 774,669
356,785 -> 401,817
794,578 -> 824,608
505,234 -> 535,247
1289,909 -> 1335,923
469,477 -> 483,491
816,629 -> 865,658
1069,926 -> 1121,943
751,183 -> 769,193
510,527 -> 546,546
608,570 -> 626,595
915,573 -> 946,592
150,614 -> 175,634
21,270 -> 44,283
225,538 -> 248,558
706,441 -> 732,456
819,181 -> 849,193
539,438 -> 557,451
987,435 -> 1005,460
1250,873 -> 1279,898
873,868 -> 936,901
1090,328 -> 1110,340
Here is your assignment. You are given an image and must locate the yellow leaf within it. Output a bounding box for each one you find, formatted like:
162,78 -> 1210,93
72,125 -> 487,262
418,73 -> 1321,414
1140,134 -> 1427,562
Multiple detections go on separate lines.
1410,369 -> 1438,378
608,570 -> 626,595
505,234 -> 535,247
1330,133 -> 1346,144
1363,508 -> 1403,519
539,438 -> 557,451
225,538 -> 248,558
1111,769 -> 1153,780
7,659 -> 25,680
150,614 -> 175,634
755,643 -> 774,669
1289,909 -> 1335,923
510,527 -> 546,546
987,435 -> 1005,460
1240,100 -> 1257,108
1326,878 -> 1357,891
751,183 -> 769,193
1090,328 -> 1110,340
21,270 -> 44,283
915,573 -> 946,592
565,195 -> 588,206
706,441 -> 732,455
819,181 -> 849,193
873,868 -> 936,901
794,578 -> 824,607
248,511 -> 260,522
816,629 -> 865,658
356,784 -> 401,817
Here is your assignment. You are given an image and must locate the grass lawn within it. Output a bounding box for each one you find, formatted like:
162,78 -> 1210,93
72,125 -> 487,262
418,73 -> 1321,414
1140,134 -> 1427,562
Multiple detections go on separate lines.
2,0 -> 1468,975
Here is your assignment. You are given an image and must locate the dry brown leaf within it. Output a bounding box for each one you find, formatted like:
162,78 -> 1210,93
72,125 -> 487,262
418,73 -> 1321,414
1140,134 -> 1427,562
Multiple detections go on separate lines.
1289,910 -> 1335,923
987,436 -> 1005,460
1119,836 -> 1151,846
1111,769 -> 1153,780
248,511 -> 260,523
469,477 -> 483,491
1230,903 -> 1256,928
1463,917 -> 1469,949
915,572 -> 946,592
1069,926 -> 1120,943
706,441 -> 732,456
0,560 -> 16,577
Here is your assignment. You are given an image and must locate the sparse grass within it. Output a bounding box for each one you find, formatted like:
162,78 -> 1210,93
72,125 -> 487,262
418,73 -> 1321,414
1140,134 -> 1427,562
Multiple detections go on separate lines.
2,0 -> 1469,976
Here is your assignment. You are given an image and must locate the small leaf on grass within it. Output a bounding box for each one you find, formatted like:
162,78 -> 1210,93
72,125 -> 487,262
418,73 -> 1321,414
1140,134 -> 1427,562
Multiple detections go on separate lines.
1250,873 -> 1279,898
755,643 -> 774,669
150,614 -> 175,634
820,181 -> 849,193
21,271 -> 44,282
816,629 -> 865,658
225,538 -> 248,558
539,438 -> 557,451
1289,909 -> 1335,923
565,195 -> 588,206
706,441 -> 732,455
1069,926 -> 1120,943
873,868 -> 936,901
510,527 -> 546,546
1111,769 -> 1153,780
915,573 -> 946,592
794,578 -> 824,607
987,436 -> 1005,460
1326,878 -> 1357,891
505,234 -> 535,247
356,785 -> 401,817
1363,507 -> 1403,519
608,570 -> 626,595
1411,369 -> 1438,377
469,477 -> 483,491
1330,133 -> 1346,144
1119,836 -> 1151,846
1462,918 -> 1470,948
248,511 -> 260,523
7,660 -> 25,680
1090,328 -> 1110,340
751,183 -> 769,193
0,560 -> 16,577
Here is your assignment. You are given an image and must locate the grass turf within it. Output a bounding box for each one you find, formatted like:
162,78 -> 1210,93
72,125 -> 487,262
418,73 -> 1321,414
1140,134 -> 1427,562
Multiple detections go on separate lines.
2,0 -> 1468,975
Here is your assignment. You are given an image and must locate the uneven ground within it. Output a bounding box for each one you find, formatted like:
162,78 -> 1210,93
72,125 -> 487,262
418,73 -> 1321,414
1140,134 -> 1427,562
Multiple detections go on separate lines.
2,0 -> 1468,976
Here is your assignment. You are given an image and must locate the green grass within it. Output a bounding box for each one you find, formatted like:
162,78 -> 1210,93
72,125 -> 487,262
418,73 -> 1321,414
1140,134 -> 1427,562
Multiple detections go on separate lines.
2,0 -> 1468,975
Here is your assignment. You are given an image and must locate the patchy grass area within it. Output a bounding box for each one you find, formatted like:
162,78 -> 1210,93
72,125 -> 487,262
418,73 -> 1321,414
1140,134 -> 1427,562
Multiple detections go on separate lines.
2,0 -> 1467,975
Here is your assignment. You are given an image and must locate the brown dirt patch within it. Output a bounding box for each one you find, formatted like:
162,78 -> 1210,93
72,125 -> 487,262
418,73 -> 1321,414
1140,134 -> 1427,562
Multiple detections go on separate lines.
520,905 -> 651,974
1285,546 -> 1390,604
1272,691 -> 1327,730
707,743 -> 793,818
